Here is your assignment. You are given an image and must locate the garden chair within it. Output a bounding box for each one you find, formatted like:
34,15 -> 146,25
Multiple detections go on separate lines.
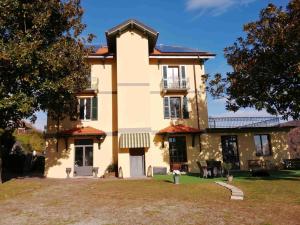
197,161 -> 208,178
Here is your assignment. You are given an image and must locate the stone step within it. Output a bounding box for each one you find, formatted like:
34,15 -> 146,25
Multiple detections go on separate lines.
215,181 -> 244,201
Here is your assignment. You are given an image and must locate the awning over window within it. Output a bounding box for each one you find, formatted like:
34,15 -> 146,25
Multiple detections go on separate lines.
119,133 -> 150,148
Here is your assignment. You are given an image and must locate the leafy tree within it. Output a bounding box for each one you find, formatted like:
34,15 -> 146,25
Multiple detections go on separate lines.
0,0 -> 94,182
14,129 -> 45,154
207,0 -> 300,120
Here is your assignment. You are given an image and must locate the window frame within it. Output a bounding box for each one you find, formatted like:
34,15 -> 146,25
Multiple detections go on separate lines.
79,97 -> 93,121
163,96 -> 189,119
254,134 -> 272,156
162,65 -> 187,89
168,136 -> 187,163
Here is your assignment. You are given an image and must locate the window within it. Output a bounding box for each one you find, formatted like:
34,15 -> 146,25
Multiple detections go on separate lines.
163,96 -> 189,119
168,136 -> 187,163
162,65 -> 187,89
254,134 -> 271,156
79,97 -> 98,120
170,97 -> 181,118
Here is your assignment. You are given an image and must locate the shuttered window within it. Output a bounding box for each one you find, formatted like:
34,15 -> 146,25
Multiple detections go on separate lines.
183,96 -> 189,119
92,97 -> 98,120
163,97 -> 170,119
79,97 -> 98,121
180,66 -> 187,88
164,97 -> 184,119
170,97 -> 181,118
163,65 -> 168,88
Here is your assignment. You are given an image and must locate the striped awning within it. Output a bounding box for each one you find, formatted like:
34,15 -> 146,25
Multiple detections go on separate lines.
119,133 -> 150,148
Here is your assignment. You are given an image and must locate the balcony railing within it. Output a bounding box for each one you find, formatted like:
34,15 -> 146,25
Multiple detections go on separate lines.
86,77 -> 99,91
208,117 -> 280,128
161,78 -> 190,93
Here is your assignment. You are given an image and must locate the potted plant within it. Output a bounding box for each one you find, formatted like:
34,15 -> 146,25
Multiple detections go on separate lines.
173,170 -> 181,184
104,163 -> 116,178
222,162 -> 233,182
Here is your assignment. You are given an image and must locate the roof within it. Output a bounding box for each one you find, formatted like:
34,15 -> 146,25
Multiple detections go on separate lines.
151,45 -> 215,57
90,44 -> 215,57
279,120 -> 300,127
157,124 -> 202,135
105,19 -> 159,53
87,19 -> 215,58
60,126 -> 106,136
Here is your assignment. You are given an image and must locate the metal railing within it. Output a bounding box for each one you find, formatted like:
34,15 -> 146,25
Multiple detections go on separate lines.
160,78 -> 190,91
86,76 -> 99,91
208,117 -> 280,128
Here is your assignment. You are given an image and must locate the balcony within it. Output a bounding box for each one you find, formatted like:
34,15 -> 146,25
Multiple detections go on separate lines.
160,78 -> 190,93
86,77 -> 99,92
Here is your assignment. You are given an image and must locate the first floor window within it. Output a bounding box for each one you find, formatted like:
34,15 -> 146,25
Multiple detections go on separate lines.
163,96 -> 189,119
254,134 -> 271,156
168,136 -> 187,163
79,97 -> 98,121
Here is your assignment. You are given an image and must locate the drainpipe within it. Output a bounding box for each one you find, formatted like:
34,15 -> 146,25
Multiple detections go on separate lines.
193,60 -> 202,152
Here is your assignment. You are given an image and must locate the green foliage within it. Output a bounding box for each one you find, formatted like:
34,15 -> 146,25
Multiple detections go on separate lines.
207,0 -> 300,120
222,162 -> 232,176
0,0 -> 95,129
106,163 -> 117,173
14,129 -> 44,153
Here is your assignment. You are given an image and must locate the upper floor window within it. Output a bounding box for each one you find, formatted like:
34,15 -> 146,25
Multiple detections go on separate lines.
162,65 -> 188,90
164,96 -> 189,119
254,134 -> 271,156
79,97 -> 98,121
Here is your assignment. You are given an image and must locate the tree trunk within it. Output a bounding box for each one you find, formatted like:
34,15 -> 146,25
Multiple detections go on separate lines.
0,155 -> 2,184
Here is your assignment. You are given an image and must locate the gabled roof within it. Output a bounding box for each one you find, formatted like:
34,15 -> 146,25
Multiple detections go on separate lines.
157,124 -> 202,135
105,19 -> 159,53
87,19 -> 215,58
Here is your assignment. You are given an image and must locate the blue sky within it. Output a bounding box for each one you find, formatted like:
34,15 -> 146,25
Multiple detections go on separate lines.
34,0 -> 289,130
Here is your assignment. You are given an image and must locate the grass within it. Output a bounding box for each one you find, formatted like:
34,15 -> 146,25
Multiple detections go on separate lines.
0,170 -> 299,225
153,170 -> 300,184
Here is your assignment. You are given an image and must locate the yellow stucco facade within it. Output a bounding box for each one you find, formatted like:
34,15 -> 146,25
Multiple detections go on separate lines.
45,20 -> 292,178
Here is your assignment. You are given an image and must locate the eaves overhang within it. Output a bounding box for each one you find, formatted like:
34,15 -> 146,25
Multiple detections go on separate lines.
105,19 -> 159,53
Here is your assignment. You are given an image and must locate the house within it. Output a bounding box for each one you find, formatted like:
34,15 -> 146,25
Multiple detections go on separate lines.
45,19 -> 295,178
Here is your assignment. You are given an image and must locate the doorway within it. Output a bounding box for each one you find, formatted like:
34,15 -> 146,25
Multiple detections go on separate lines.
167,66 -> 180,88
74,139 -> 93,176
221,135 -> 240,169
129,148 -> 145,177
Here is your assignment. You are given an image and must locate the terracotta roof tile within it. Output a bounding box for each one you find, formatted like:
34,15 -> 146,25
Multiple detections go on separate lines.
158,124 -> 202,134
95,46 -> 109,55
279,120 -> 300,127
61,126 -> 106,136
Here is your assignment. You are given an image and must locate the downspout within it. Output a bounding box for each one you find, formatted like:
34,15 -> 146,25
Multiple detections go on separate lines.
193,60 -> 202,152
56,117 -> 60,152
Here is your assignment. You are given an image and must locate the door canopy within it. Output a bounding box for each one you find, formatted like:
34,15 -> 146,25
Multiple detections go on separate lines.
157,124 -> 202,135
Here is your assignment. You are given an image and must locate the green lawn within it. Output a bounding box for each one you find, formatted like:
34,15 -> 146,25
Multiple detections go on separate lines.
0,170 -> 299,225
153,170 -> 300,184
